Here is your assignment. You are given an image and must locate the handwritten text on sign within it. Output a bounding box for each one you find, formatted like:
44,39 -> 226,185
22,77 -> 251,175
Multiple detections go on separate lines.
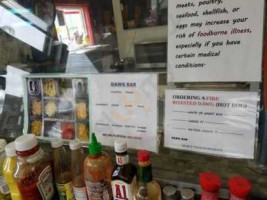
164,90 -> 259,159
168,0 -> 264,82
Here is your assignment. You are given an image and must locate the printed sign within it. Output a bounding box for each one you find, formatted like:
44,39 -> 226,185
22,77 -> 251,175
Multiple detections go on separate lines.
90,74 -> 158,152
164,90 -> 259,158
168,0 -> 264,82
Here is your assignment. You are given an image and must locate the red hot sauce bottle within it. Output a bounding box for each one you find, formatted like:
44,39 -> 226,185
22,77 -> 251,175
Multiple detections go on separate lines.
199,172 -> 221,200
229,176 -> 251,200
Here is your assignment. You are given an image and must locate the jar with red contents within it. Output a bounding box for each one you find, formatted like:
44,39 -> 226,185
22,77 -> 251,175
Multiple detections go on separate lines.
199,172 -> 221,200
13,134 -> 55,200
229,176 -> 251,200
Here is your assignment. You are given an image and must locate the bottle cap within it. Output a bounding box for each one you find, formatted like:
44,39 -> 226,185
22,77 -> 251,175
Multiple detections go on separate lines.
5,142 -> 16,157
0,139 -> 7,153
163,185 -> 177,199
229,176 -> 251,199
51,138 -> 64,148
114,139 -> 127,153
199,172 -> 221,192
137,150 -> 150,162
15,134 -> 38,152
181,188 -> 195,200
69,140 -> 82,151
89,133 -> 102,155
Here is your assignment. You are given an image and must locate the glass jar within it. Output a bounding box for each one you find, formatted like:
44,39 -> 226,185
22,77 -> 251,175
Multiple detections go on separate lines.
14,134 -> 55,200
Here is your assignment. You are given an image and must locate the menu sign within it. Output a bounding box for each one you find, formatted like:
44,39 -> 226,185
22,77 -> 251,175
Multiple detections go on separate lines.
168,0 -> 264,82
164,90 -> 259,158
24,75 -> 89,142
90,74 -> 158,152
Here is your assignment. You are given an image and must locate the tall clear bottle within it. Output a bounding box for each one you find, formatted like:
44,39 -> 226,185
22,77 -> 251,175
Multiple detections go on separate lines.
84,133 -> 113,200
3,142 -> 22,200
52,139 -> 74,200
111,140 -> 137,200
69,140 -> 88,200
0,139 -> 11,200
134,150 -> 162,200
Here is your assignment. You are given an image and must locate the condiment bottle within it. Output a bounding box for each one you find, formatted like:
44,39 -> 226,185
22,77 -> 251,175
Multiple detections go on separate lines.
84,133 -> 113,200
69,140 -> 88,200
0,139 -> 11,200
199,172 -> 221,200
229,176 -> 251,200
51,139 -> 74,200
134,150 -> 162,200
3,142 -> 22,200
111,140 -> 137,200
181,189 -> 195,200
14,134 -> 55,200
162,185 -> 178,200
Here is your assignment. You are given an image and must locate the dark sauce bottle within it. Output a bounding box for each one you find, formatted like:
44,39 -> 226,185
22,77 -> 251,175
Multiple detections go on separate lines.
111,140 -> 137,200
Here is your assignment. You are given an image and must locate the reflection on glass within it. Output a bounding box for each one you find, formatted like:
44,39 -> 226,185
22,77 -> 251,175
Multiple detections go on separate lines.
121,0 -> 167,29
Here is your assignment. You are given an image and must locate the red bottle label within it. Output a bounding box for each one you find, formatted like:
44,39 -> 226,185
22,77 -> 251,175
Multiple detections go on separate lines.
18,165 -> 54,200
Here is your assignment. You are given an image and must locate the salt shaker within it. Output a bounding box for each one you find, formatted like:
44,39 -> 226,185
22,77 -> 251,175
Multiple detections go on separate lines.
163,185 -> 178,200
181,188 -> 195,200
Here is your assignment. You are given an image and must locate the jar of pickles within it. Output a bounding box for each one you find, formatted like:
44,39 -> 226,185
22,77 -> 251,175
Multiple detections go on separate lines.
14,134 -> 55,200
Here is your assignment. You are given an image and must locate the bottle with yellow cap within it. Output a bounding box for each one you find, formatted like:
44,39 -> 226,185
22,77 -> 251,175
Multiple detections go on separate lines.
3,142 -> 22,200
84,133 -> 113,200
0,139 -> 11,200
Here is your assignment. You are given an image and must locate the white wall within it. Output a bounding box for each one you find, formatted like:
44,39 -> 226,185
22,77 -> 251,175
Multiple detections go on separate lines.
112,0 -> 167,59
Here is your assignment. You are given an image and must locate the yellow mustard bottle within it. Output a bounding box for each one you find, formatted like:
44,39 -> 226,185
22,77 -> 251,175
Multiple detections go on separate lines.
3,142 -> 22,200
0,139 -> 11,200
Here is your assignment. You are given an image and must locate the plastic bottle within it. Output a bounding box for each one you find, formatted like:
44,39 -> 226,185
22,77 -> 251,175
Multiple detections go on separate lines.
134,150 -> 162,200
69,140 -> 88,200
3,142 -> 22,200
229,176 -> 251,200
199,172 -> 221,200
14,134 -> 55,200
111,140 -> 137,200
0,139 -> 11,200
84,133 -> 113,200
51,139 -> 74,200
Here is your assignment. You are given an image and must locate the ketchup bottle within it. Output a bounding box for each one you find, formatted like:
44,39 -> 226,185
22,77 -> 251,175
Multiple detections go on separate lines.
14,134 -> 55,200
199,172 -> 221,200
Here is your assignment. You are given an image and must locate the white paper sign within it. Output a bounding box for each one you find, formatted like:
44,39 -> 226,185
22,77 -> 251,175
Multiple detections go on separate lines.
168,0 -> 264,82
90,74 -> 158,152
164,90 -> 259,158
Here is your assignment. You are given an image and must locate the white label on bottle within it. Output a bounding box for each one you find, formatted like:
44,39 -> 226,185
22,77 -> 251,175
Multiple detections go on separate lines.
37,165 -> 54,200
27,148 -> 44,163
85,180 -> 112,200
0,175 -> 10,194
112,180 -> 134,200
116,155 -> 129,166
73,186 -> 88,200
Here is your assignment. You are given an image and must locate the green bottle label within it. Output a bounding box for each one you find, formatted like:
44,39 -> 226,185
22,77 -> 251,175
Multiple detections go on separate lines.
138,165 -> 152,183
